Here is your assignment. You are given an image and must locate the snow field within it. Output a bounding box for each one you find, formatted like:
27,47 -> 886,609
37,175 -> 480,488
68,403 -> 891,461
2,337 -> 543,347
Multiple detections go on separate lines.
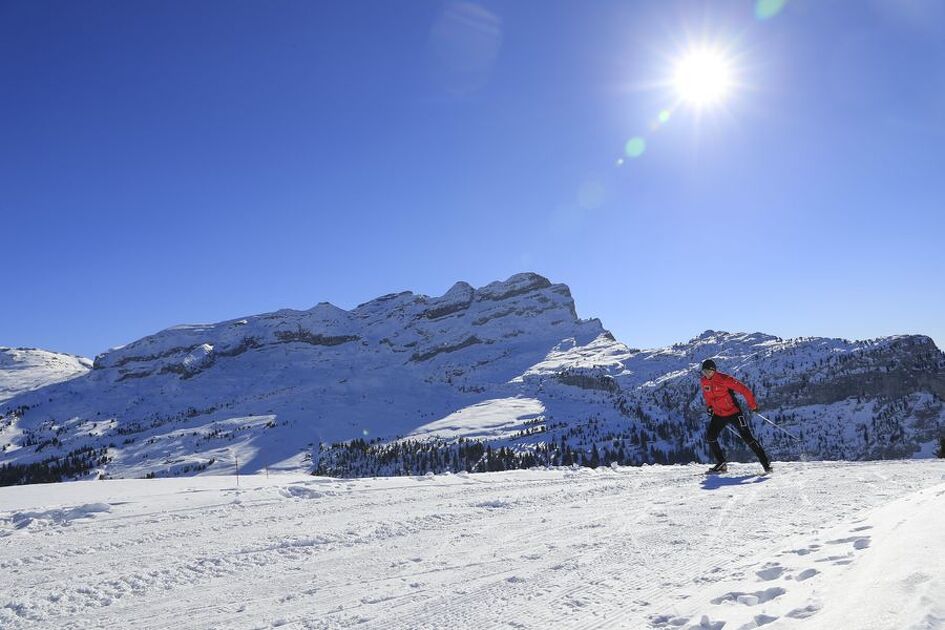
1,460 -> 943,629
0,347 -> 90,403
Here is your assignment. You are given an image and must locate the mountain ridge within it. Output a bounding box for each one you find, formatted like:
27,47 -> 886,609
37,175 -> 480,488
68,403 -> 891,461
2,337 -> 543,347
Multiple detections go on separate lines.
2,273 -> 943,484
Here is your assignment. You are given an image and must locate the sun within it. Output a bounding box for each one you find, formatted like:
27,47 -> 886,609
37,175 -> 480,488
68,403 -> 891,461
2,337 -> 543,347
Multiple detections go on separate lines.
673,48 -> 734,107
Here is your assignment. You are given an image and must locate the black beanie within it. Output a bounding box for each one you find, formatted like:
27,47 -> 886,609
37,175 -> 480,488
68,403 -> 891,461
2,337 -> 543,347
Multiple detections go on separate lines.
701,359 -> 717,371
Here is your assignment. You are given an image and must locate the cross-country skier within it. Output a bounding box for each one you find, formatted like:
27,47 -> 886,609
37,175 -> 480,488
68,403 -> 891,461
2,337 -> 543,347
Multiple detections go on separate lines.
700,359 -> 772,474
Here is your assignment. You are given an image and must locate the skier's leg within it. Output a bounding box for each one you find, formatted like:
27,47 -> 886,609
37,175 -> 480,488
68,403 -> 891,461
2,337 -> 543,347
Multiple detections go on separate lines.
735,414 -> 770,468
706,415 -> 727,464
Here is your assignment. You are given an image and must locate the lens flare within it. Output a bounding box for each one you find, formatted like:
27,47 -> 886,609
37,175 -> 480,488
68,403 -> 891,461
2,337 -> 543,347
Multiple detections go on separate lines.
755,0 -> 788,20
577,179 -> 605,209
625,137 -> 646,158
673,48 -> 733,107
659,109 -> 672,124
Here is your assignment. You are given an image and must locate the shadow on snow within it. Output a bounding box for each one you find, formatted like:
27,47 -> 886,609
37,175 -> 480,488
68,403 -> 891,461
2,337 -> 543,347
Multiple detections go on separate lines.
700,474 -> 770,490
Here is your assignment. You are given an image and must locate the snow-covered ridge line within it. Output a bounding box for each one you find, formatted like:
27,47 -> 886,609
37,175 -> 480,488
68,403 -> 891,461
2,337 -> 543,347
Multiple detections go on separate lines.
0,348 -> 91,403
91,272 -> 574,370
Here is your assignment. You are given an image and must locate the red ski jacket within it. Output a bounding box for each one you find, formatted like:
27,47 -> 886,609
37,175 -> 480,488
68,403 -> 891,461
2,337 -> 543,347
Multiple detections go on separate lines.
700,371 -> 758,417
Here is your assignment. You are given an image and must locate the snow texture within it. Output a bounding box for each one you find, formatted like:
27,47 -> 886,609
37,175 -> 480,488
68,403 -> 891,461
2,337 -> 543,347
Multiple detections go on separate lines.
0,347 -> 91,402
1,460 -> 943,628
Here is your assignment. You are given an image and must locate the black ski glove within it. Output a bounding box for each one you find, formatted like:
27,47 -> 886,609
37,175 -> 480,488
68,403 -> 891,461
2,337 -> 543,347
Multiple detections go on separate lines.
706,406 -> 713,416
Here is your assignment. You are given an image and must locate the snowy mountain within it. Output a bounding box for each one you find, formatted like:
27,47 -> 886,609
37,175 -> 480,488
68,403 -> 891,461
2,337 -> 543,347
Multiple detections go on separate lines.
1,273 -> 944,484
0,347 -> 91,403
2,461 -> 944,629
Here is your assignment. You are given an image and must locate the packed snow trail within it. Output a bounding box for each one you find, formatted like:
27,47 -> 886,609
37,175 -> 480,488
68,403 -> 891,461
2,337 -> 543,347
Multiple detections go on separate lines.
1,461 -> 943,629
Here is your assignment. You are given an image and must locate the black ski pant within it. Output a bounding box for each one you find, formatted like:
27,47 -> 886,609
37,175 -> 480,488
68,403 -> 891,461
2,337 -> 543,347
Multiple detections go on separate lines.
707,412 -> 770,468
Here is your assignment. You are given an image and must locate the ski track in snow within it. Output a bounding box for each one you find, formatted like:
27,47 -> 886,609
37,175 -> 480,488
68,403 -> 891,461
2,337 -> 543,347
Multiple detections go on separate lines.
0,461 -> 943,629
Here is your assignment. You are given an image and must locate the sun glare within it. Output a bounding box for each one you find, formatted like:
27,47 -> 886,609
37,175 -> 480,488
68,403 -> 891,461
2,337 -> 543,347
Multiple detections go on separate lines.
673,48 -> 734,107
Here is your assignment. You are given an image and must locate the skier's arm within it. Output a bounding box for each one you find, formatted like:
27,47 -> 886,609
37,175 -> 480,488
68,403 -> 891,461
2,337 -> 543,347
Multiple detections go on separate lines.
720,373 -> 758,410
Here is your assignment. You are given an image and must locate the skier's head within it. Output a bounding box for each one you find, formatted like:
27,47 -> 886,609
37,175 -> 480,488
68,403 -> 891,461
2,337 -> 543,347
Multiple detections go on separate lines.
701,359 -> 717,376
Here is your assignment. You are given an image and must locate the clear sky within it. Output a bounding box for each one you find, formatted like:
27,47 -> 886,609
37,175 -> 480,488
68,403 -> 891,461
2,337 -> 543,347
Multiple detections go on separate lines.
2,0 -> 944,359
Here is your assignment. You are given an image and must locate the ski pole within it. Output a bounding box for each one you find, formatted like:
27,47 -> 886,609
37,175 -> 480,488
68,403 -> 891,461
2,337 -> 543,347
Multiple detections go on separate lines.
753,412 -> 800,441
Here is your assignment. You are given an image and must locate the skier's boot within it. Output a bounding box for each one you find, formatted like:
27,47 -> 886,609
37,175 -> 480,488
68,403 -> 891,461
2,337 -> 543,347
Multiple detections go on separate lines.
761,462 -> 773,475
705,461 -> 727,475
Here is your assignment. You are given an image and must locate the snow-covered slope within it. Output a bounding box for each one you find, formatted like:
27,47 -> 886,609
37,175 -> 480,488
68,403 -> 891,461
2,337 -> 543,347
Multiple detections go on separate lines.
319,329 -> 945,476
0,347 -> 91,402
1,273 -> 944,484
1,460 -> 943,629
0,274 -> 606,481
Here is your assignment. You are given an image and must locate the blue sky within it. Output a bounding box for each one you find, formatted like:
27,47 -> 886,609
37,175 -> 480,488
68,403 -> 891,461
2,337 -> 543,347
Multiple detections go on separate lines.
2,0 -> 944,358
